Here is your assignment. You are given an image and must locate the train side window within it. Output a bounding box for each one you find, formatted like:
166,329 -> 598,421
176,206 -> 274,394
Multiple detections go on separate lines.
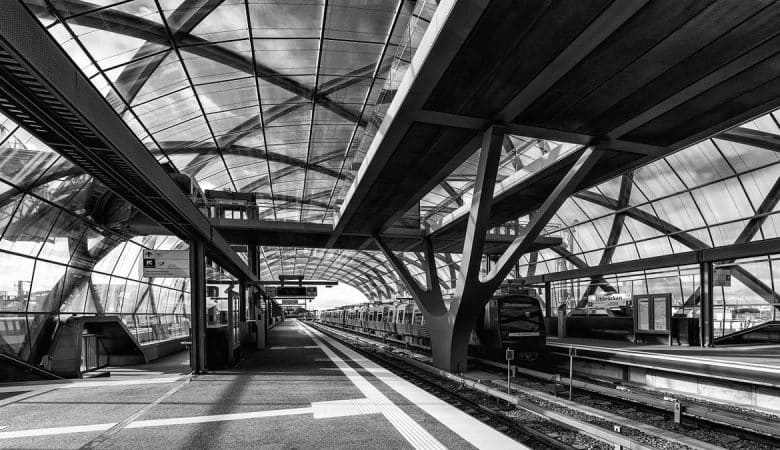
386,311 -> 393,323
397,311 -> 404,323
413,312 -> 423,325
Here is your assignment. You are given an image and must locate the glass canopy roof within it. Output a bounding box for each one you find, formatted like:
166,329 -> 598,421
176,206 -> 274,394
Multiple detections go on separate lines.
11,0 -> 780,307
25,0 -> 438,223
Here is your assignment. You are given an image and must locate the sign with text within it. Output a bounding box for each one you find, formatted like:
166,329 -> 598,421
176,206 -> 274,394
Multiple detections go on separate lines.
265,286 -> 318,298
281,299 -> 302,305
633,293 -> 672,343
141,250 -> 189,278
714,268 -> 732,287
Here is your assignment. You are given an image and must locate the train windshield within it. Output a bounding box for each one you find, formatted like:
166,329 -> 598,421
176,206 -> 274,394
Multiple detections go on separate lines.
498,296 -> 542,338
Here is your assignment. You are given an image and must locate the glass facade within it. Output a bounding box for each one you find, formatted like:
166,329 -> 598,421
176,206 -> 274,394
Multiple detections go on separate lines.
0,113 -> 191,363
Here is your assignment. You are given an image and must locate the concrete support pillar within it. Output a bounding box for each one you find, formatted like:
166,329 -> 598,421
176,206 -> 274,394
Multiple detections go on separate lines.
544,281 -> 552,331
700,261 -> 714,347
239,280 -> 247,323
379,128 -> 603,372
227,284 -> 235,366
248,241 -> 259,278
189,239 -> 207,374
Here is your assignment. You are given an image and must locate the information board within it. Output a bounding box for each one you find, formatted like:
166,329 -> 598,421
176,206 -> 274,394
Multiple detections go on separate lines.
713,269 -> 732,287
637,298 -> 650,330
141,250 -> 189,278
653,297 -> 668,331
265,286 -> 318,298
633,293 -> 672,342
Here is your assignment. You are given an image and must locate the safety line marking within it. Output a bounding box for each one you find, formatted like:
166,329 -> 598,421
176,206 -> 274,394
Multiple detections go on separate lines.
59,376 -> 186,388
0,398 -> 378,440
0,423 -> 115,440
299,322 -> 446,450
302,322 -> 529,450
0,376 -> 186,394
269,346 -> 320,349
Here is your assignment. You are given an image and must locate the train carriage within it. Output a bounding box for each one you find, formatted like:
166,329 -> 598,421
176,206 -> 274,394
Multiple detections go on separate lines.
318,282 -> 545,359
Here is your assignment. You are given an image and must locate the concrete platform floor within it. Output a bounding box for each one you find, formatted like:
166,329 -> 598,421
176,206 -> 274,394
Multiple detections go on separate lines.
0,320 -> 526,449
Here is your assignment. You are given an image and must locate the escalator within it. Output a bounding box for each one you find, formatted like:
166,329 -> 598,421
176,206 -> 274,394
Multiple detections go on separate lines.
713,320 -> 780,345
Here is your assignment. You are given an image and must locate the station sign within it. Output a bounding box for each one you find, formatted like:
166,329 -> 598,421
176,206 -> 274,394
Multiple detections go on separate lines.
265,286 -> 318,298
141,250 -> 189,278
281,299 -> 302,305
714,268 -> 732,287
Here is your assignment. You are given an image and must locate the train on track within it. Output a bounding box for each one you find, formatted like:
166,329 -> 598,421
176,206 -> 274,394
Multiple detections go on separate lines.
318,283 -> 546,360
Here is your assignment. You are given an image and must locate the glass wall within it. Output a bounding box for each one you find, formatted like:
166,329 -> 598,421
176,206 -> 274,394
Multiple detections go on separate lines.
0,113 -> 190,364
547,254 -> 780,339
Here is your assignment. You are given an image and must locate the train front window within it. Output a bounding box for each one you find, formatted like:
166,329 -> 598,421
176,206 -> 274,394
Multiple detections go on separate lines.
499,297 -> 541,333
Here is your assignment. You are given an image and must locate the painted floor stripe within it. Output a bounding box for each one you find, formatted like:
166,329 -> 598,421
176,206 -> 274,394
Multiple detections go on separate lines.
127,407 -> 311,428
303,322 -> 529,450
0,423 -> 115,440
59,376 -> 185,389
299,322 -> 446,450
0,398 -> 378,440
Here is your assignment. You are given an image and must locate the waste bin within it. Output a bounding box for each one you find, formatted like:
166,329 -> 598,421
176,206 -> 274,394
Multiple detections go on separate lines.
672,317 -> 699,346
206,325 -> 230,369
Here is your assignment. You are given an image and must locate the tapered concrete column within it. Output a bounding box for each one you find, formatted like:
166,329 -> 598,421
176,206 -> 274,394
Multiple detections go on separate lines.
189,240 -> 207,374
379,130 -> 601,373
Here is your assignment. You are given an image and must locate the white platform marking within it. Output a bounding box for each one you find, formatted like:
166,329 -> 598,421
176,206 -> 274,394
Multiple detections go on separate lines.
0,423 -> 115,440
58,376 -> 185,388
0,398 -> 379,439
299,322 -> 447,450
303,322 -> 529,450
269,346 -> 319,350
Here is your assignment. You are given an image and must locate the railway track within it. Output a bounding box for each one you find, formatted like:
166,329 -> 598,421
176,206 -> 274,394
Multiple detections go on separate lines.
469,357 -> 780,450
309,321 -> 661,450
312,321 -> 780,450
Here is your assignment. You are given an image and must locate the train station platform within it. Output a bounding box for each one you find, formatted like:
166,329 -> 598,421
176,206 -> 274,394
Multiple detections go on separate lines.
545,337 -> 780,414
549,336 -> 780,369
0,320 -> 524,449
547,337 -> 780,374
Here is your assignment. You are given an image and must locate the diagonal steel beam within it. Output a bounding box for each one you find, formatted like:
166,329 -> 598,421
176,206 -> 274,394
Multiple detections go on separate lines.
482,147 -> 604,294
107,0 -> 224,113
439,180 -> 463,207
718,127 -> 780,153
456,124 -> 506,299
581,172 -> 633,300
26,0 -> 364,127
374,235 -> 446,315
